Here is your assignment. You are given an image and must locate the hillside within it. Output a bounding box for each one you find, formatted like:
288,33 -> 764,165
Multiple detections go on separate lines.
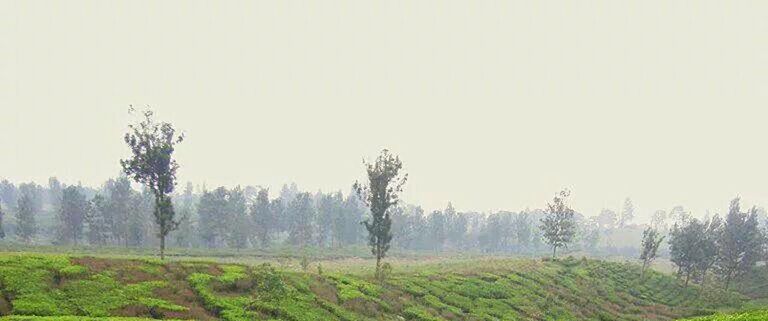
0,254 -> 749,321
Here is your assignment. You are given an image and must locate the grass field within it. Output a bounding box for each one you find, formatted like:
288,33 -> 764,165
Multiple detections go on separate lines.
0,252 -> 756,321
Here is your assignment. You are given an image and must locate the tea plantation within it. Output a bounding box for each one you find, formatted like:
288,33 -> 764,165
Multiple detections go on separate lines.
677,310 -> 768,321
0,254 -> 757,321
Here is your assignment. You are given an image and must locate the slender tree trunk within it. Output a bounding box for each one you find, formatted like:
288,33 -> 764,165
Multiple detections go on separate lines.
684,270 -> 691,287
160,235 -> 165,260
552,245 -> 557,259
640,261 -> 647,280
724,271 -> 732,291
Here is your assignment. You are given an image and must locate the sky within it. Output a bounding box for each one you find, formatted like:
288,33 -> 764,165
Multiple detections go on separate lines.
1,1 -> 767,221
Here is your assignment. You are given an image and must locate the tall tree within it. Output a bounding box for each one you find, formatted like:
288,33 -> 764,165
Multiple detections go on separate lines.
619,197 -> 635,228
669,218 -> 701,286
0,202 -> 5,239
226,186 -> 251,249
540,189 -> 577,259
695,215 -> 722,286
595,208 -> 618,230
15,183 -> 41,244
57,185 -> 88,245
198,187 -> 229,248
715,197 -> 764,290
172,182 -> 196,248
651,209 -> 668,231
0,180 -> 18,209
47,177 -> 64,212
251,188 -> 274,247
428,210 -> 448,251
85,194 -> 111,246
120,108 -> 184,259
354,149 -> 407,276
104,177 -> 135,246
514,211 -> 532,252
287,192 -> 316,248
639,227 -> 665,280
341,193 -> 365,245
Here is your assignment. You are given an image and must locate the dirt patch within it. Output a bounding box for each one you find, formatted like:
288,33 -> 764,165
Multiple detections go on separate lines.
309,276 -> 338,303
152,262 -> 218,320
342,297 -> 380,317
72,257 -> 160,284
114,304 -> 151,318
72,256 -> 113,272
153,283 -> 217,320
0,295 -> 12,316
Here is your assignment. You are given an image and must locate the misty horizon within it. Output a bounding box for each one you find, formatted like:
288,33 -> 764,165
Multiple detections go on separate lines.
3,1 -> 767,222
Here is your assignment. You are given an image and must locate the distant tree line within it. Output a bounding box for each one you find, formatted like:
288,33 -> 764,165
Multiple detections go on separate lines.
5,176 -> 763,264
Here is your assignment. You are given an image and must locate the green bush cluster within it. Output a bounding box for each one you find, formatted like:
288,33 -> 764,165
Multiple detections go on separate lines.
0,254 -> 184,317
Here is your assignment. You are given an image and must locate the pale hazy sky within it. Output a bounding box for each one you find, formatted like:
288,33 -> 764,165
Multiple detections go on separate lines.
1,1 -> 767,220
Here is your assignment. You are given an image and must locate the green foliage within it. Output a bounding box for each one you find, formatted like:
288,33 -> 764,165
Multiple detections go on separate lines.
540,189 -> 576,258
354,149 -> 407,274
0,254 -> 184,317
0,254 -> 756,321
0,317 -> 189,321
676,310 -> 768,321
120,108 -> 185,259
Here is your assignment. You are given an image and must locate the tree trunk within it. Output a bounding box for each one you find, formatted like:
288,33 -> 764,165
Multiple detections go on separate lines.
160,235 -> 166,260
684,270 -> 691,287
640,261 -> 647,280
552,246 -> 557,259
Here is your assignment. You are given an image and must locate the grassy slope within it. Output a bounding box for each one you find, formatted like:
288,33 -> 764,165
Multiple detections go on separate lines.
677,310 -> 768,321
0,254 -> 751,321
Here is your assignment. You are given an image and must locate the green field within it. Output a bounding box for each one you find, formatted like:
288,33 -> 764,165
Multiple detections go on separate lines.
0,253 -> 759,321
677,310 -> 768,321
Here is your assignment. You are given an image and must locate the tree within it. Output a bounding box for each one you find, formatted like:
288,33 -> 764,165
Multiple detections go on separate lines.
353,149 -> 407,277
0,202 -> 5,239
695,215 -> 722,286
639,227 -> 665,280
619,197 -> 635,228
317,191 -> 343,247
514,211 -> 532,252
428,210 -> 448,251
715,197 -> 764,290
47,177 -> 64,212
85,194 -> 111,246
15,183 -> 41,244
668,216 -> 721,287
540,189 -> 576,259
0,180 -> 18,209
595,209 -> 618,230
172,182 -> 196,248
57,185 -> 88,245
104,176 -> 135,246
120,108 -> 184,260
250,189 -> 273,247
651,209 -> 668,231
287,192 -> 316,248
198,187 -> 230,248
341,192 -> 365,245
226,186 -> 250,249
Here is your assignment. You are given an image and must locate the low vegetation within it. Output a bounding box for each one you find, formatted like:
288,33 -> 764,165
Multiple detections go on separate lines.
677,310 -> 768,321
0,253 -> 757,321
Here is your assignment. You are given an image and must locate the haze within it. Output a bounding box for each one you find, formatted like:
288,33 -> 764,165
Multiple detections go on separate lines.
1,0 -> 766,219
